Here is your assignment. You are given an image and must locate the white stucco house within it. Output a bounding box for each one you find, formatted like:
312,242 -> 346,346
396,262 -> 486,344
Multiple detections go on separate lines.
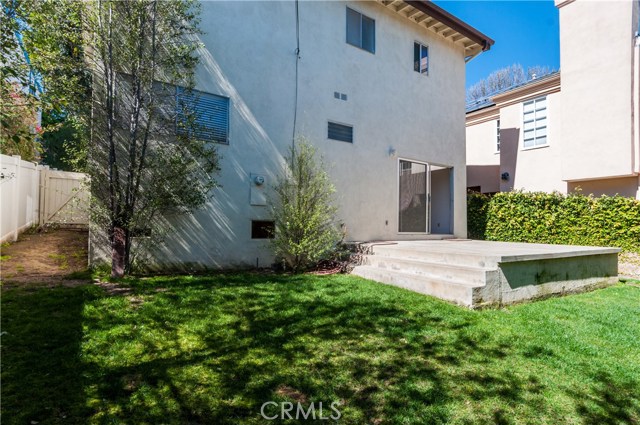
466,0 -> 640,199
90,0 -> 494,269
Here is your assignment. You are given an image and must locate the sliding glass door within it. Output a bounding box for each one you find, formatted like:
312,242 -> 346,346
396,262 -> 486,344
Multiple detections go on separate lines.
398,160 -> 428,233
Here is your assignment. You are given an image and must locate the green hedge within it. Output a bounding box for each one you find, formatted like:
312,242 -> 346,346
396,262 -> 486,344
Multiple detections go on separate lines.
467,191 -> 490,240
467,191 -> 640,253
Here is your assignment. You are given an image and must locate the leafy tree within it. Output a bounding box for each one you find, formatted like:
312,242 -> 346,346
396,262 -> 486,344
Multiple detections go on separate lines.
0,1 -> 41,160
466,63 -> 555,103
0,81 -> 42,160
271,140 -> 342,273
87,0 -> 219,277
1,0 -> 90,168
3,0 -> 219,277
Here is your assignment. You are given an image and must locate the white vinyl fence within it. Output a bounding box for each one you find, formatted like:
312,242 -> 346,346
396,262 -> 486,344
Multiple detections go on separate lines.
0,154 -> 89,243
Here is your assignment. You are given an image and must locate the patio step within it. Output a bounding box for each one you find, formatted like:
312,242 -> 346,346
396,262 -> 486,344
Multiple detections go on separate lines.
352,265 -> 484,306
361,255 -> 493,286
351,239 -> 619,307
368,243 -> 501,268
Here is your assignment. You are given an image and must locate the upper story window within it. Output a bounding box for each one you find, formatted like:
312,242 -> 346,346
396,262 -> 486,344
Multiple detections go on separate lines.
496,119 -> 501,152
414,42 -> 429,74
346,7 -> 375,54
523,97 -> 547,148
177,87 -> 229,144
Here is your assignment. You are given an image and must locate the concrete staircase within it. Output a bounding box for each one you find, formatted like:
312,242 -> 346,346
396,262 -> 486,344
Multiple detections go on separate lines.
351,240 -> 620,308
352,242 -> 500,307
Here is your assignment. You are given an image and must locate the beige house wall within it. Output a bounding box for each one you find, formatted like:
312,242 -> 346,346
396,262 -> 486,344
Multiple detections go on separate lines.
466,118 -> 500,193
500,91 -> 565,193
557,0 -> 639,182
568,176 -> 640,198
467,0 -> 640,199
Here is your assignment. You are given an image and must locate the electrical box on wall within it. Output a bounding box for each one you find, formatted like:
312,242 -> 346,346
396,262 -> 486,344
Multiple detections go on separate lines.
250,173 -> 267,206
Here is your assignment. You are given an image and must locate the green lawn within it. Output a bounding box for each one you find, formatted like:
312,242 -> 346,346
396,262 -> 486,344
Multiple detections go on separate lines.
2,274 -> 639,424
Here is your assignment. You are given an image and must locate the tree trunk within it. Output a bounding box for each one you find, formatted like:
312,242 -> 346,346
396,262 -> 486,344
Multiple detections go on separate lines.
111,226 -> 126,278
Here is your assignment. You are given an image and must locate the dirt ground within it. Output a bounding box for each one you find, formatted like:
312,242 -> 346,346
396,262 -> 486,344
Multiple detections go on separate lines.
0,228 -> 90,288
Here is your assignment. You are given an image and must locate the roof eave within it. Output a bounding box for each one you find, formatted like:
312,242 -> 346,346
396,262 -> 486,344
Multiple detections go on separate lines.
405,1 -> 494,52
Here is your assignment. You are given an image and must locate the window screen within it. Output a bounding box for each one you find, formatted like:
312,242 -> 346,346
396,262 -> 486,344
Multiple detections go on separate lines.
176,87 -> 229,144
328,122 -> 353,143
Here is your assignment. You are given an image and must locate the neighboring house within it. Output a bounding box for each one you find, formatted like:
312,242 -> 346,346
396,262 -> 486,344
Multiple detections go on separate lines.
91,0 -> 494,269
466,0 -> 640,199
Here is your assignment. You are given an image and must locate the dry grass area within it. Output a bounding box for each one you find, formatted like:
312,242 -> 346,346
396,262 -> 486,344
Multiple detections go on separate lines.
0,228 -> 89,288
619,252 -> 640,279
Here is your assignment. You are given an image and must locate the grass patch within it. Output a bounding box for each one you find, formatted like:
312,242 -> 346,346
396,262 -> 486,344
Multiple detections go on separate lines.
48,253 -> 69,271
2,274 -> 639,424
0,255 -> 11,261
64,269 -> 94,281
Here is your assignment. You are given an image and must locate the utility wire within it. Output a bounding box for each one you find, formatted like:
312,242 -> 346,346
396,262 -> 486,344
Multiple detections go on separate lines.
291,0 -> 300,167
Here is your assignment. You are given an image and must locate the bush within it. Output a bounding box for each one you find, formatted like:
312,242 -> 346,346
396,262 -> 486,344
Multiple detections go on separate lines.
468,191 -> 640,253
467,191 -> 490,240
271,140 -> 342,272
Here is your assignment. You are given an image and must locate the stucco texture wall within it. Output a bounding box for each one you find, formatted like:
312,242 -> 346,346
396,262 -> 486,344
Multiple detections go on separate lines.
558,0 -> 638,181
500,91 -> 565,193
466,118 -> 500,193
90,1 -> 472,270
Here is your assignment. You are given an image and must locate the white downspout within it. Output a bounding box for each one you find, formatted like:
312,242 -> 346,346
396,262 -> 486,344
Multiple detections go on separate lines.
634,32 -> 640,198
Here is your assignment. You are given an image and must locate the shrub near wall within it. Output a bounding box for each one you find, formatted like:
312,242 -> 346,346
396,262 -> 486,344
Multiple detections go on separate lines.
468,191 -> 640,253
467,191 -> 490,240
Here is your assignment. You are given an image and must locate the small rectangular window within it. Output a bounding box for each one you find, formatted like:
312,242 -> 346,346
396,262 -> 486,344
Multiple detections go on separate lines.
328,122 -> 353,143
523,97 -> 547,148
414,42 -> 429,74
251,221 -> 274,239
496,119 -> 501,152
346,7 -> 375,54
176,88 -> 229,144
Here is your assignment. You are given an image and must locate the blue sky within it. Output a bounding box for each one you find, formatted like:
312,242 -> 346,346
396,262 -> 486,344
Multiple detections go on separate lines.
433,1 -> 560,89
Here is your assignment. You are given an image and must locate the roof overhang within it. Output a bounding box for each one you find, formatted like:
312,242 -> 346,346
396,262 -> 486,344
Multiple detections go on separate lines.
466,73 -> 561,126
492,73 -> 561,105
376,0 -> 494,60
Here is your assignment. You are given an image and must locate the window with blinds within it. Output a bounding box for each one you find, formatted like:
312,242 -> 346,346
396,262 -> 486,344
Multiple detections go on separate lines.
523,97 -> 547,148
176,87 -> 229,144
328,122 -> 353,143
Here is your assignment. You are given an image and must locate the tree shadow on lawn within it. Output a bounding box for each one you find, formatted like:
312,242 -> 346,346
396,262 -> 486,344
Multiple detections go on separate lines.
77,274 -> 547,424
569,370 -> 640,425
1,285 -> 100,424
3,275 -> 639,424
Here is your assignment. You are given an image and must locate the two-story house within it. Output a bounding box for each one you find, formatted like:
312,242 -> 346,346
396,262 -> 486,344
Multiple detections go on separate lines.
466,0 -> 640,199
90,0 -> 493,269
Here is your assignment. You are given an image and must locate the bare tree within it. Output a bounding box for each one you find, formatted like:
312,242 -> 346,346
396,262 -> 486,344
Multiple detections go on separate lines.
466,63 -> 556,103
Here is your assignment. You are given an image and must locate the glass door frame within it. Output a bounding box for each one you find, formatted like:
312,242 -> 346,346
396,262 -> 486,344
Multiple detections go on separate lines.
397,157 -> 431,234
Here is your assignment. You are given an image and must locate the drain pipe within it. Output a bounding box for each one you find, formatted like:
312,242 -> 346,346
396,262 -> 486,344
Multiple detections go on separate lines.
633,32 -> 640,179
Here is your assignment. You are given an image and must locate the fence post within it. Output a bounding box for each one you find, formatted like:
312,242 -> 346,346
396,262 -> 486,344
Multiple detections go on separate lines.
12,155 -> 21,242
32,162 -> 39,226
39,165 -> 49,225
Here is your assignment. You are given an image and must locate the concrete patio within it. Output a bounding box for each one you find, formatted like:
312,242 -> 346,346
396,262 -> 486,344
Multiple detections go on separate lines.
352,240 -> 620,308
